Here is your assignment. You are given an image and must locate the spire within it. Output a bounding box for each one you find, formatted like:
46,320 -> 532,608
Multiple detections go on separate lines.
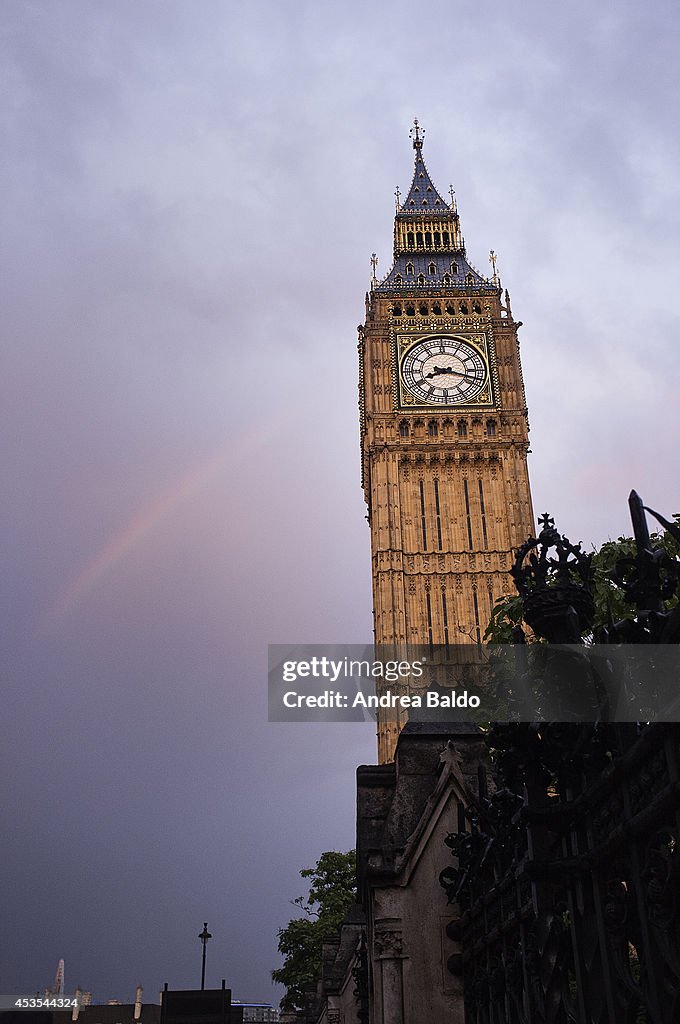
489,250 -> 499,286
400,119 -> 449,212
370,252 -> 378,289
373,123 -> 497,294
410,118 -> 425,152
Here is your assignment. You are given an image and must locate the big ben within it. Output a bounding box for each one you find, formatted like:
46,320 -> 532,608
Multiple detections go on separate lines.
359,122 -> 534,763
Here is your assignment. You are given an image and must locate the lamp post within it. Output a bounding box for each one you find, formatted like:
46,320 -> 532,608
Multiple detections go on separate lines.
198,922 -> 212,990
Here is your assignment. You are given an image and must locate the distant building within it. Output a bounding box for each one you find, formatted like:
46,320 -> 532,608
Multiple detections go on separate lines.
51,986 -> 160,1024
46,986 -> 275,1024
56,1007 -> 160,1024
160,987 -> 242,1024
232,1004 -> 278,1023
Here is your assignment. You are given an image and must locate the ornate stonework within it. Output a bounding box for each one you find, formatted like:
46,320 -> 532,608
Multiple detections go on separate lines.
373,928 -> 403,959
359,125 -> 534,762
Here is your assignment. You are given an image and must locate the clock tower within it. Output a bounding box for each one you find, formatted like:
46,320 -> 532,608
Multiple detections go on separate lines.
359,123 -> 534,762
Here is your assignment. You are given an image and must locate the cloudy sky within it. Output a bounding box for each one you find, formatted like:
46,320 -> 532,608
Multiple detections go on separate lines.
2,0 -> 679,1007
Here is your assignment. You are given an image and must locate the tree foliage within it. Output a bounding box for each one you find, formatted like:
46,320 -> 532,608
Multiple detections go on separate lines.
272,850 -> 357,1012
484,518 -> 680,644
589,521 -> 680,628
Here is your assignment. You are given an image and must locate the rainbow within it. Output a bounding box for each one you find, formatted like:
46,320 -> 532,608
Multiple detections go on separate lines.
42,424 -> 271,627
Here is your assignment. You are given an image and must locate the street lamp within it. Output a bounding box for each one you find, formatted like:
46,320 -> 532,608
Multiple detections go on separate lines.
198,922 -> 212,990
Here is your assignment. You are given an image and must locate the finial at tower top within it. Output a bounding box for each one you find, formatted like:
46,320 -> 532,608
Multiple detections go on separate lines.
410,118 -> 425,151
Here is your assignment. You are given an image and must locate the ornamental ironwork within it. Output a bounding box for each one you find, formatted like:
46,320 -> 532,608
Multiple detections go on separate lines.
441,492 -> 680,1023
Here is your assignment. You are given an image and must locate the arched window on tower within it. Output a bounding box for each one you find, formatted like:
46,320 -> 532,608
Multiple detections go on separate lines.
428,262 -> 436,276
417,273 -> 425,286
465,272 -> 474,285
445,302 -> 455,315
407,232 -> 414,248
428,421 -> 438,438
406,263 -> 414,275
419,302 -> 428,316
473,301 -> 481,313
451,260 -> 458,274
486,419 -> 497,437
432,302 -> 442,315
392,303 -> 402,317
405,303 -> 415,316
443,273 -> 451,286
460,301 -> 468,314
399,420 -> 409,438
394,274 -> 403,285
457,420 -> 468,438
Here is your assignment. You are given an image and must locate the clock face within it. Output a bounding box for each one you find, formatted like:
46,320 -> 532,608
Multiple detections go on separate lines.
401,336 -> 488,405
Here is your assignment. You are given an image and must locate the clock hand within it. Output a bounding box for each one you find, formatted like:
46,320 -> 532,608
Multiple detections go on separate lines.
425,365 -> 460,379
425,366 -> 479,383
425,368 -> 480,387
